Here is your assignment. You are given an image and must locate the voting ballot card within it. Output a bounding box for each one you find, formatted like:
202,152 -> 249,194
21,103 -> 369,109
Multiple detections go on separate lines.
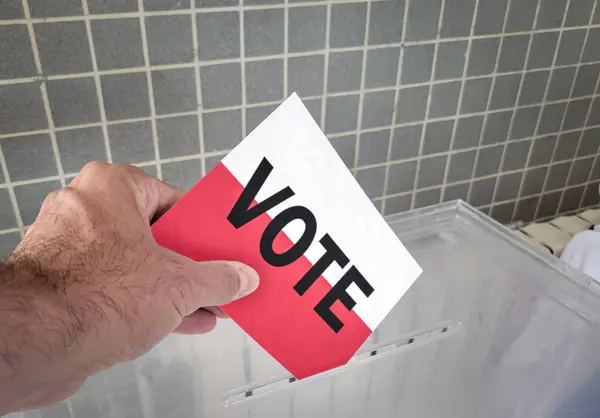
151,94 -> 422,379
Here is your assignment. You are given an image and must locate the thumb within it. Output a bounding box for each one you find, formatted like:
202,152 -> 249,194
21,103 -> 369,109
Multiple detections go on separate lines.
163,253 -> 260,317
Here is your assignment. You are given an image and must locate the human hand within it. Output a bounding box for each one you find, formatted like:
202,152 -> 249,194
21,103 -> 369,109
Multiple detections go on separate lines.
0,162 -> 259,414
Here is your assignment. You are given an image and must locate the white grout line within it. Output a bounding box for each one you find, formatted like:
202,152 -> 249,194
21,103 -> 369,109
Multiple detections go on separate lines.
20,0 -> 67,191
136,0 -> 162,178
351,0 -> 372,176
0,144 -> 25,237
440,0 -> 480,203
532,0 -> 599,220
81,0 -> 113,164
380,0 -> 410,216
466,0 -> 514,205
319,2 -> 331,131
190,1 -> 206,176
410,0 -> 447,210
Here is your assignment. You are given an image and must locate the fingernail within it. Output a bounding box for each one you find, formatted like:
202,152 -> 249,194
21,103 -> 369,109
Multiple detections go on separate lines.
236,264 -> 260,299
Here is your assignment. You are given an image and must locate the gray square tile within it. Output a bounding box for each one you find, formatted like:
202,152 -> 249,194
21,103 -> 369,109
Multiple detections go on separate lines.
0,0 -> 23,19
497,34 -> 529,73
358,129 -> 390,166
146,15 -> 194,65
491,201 -> 516,223
34,22 -> 92,75
396,85 -> 428,123
391,125 -> 422,160
101,73 -> 149,120
529,135 -> 557,166
519,70 -> 550,105
356,166 -> 386,198
475,145 -> 503,176
461,77 -> 492,114
0,191 -> 17,230
330,2 -> 367,48
246,59 -> 283,104
244,0 -> 282,4
495,172 -> 521,201
401,44 -> 434,85
474,0 -> 509,35
588,99 -> 600,126
405,0 -> 442,42
467,38 -> 500,76
565,0 -> 594,26
327,51 -> 363,93
538,190 -> 561,218
448,150 -> 476,183
555,131 -> 580,161
15,181 -> 61,225
443,183 -> 469,202
423,120 -> 453,155
483,110 -> 512,144
546,161 -> 570,191
539,103 -> 567,135
563,98 -> 591,130
144,0 -> 190,10
138,163 -> 158,176
203,109 -> 242,153
505,0 -> 537,33
329,135 -> 356,169
303,98 -> 322,125
0,25 -> 36,79
560,186 -> 584,213
288,54 -> 324,97
47,77 -> 100,127
522,167 -> 548,196
384,194 -> 412,215
362,90 -> 395,129
2,134 -> 57,181
502,140 -> 530,171
0,83 -> 47,135
197,11 -> 240,61
152,68 -> 197,115
244,9 -> 284,57
30,0 -> 82,17
440,0 -> 475,38
56,127 -> 107,173
289,6 -> 326,53
537,0 -> 568,29
568,157 -> 594,186
108,121 -> 154,164
418,155 -> 447,188
490,74 -> 520,110
88,0 -> 137,13
583,180 -> 600,207
200,63 -> 242,109
161,159 -> 203,191
415,188 -> 441,208
198,0 -> 237,7
325,94 -> 359,134
454,115 -> 483,150
204,155 -> 224,174
246,104 -> 278,135
470,177 -> 496,207
429,81 -> 460,119
527,32 -> 559,70
511,106 -> 541,140
573,64 -> 600,98
387,161 -> 417,194
556,29 -> 586,66
365,47 -> 400,88
91,19 -> 144,70
547,67 -> 577,101
157,115 -> 199,159
368,0 -> 405,45
583,29 -> 600,62
595,3 -> 600,24
435,41 -> 467,81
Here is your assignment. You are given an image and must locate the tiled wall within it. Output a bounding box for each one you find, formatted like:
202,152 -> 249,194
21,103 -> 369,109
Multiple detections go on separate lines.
1,0 -> 600,258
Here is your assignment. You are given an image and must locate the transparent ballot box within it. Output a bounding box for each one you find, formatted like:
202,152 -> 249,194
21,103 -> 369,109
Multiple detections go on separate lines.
16,201 -> 600,418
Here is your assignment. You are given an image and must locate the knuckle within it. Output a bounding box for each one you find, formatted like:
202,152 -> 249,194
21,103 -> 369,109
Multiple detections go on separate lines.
79,161 -> 109,177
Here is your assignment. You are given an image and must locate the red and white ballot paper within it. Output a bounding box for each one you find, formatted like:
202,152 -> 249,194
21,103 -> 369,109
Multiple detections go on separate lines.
151,93 -> 422,379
